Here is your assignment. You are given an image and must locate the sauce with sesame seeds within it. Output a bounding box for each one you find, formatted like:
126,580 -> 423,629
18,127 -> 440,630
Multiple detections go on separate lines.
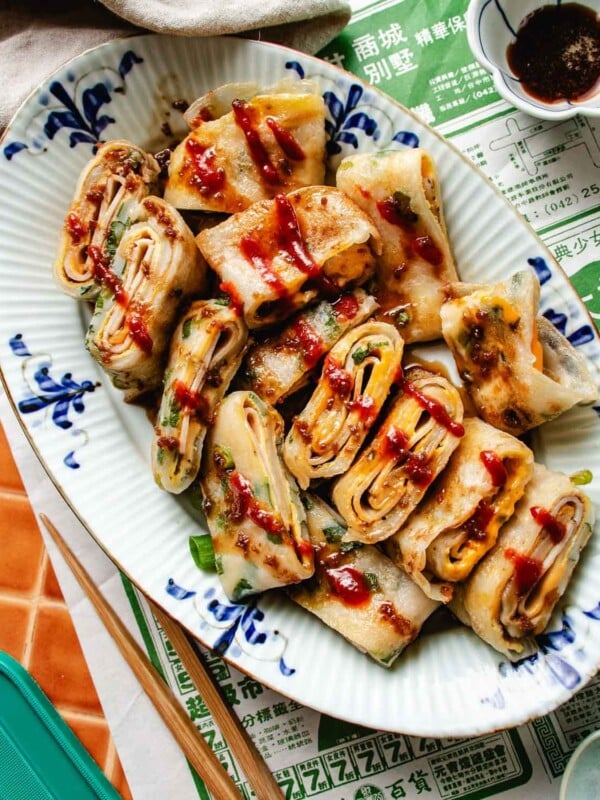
507,3 -> 600,103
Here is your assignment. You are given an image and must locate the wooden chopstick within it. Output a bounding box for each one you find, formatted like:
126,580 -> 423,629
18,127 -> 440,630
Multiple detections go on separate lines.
39,514 -> 243,800
149,600 -> 284,799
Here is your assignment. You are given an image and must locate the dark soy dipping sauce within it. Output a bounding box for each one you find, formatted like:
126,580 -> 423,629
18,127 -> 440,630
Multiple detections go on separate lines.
507,3 -> 600,103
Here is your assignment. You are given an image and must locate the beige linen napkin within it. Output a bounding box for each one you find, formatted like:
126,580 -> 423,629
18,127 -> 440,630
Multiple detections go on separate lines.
0,0 -> 351,129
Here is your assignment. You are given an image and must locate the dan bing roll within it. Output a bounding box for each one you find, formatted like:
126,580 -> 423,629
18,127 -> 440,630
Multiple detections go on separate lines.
336,148 -> 457,343
450,463 -> 594,658
385,418 -> 534,601
152,299 -> 248,494
241,289 -> 378,404
199,391 -> 314,601
165,80 -> 326,214
197,186 -> 381,329
289,494 -> 440,667
86,196 -> 206,400
441,269 -> 598,435
332,366 -> 464,544
283,321 -> 404,490
54,141 -> 160,300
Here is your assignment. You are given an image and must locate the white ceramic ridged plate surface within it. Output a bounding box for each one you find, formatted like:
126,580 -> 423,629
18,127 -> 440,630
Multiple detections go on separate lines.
1,34 -> 599,737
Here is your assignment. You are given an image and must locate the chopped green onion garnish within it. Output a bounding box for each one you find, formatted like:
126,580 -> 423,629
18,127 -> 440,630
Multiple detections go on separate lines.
189,534 -> 216,571
570,469 -> 593,486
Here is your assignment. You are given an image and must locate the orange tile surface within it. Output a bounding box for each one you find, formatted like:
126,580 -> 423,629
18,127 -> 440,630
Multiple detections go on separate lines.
0,420 -> 133,799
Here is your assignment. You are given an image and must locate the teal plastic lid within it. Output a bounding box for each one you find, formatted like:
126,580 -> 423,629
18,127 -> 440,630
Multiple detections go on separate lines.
0,651 -> 123,799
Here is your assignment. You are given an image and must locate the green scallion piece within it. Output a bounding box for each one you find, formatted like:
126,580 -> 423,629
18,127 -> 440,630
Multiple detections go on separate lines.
189,534 -> 216,571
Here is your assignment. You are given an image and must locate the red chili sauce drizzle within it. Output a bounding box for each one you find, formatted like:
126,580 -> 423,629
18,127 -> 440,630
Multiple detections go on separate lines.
411,235 -> 443,267
376,198 -> 443,267
265,117 -> 306,161
381,426 -> 433,487
185,138 -> 225,196
274,194 -> 339,295
228,471 -> 285,536
289,318 -> 324,369
295,538 -> 315,563
332,293 -> 359,321
156,435 -> 179,450
530,505 -> 567,544
128,313 -> 153,354
88,245 -> 128,305
240,234 -> 289,298
218,281 -> 243,316
88,246 -> 153,352
324,566 -> 371,607
464,500 -> 494,541
173,379 -> 208,418
376,197 -> 411,227
505,548 -> 543,595
480,450 -> 508,487
323,356 -> 353,398
400,378 -> 465,438
348,395 -> 378,426
232,99 -> 279,184
66,212 -> 88,244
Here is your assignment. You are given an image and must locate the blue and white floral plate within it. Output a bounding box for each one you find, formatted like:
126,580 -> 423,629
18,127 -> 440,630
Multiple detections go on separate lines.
0,34 -> 599,737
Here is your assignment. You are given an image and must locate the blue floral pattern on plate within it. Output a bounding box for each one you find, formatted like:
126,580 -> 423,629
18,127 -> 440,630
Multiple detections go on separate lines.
3,50 -> 143,160
9,334 -> 98,468
166,579 -> 294,676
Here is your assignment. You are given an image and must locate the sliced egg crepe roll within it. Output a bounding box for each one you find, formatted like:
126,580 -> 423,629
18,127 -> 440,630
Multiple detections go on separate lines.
241,289 -> 378,404
197,186 -> 381,329
85,196 -> 206,400
199,391 -> 314,601
440,269 -> 598,435
165,80 -> 326,213
450,463 -> 594,658
283,321 -> 404,489
332,366 -> 464,544
385,418 -> 534,601
336,148 -> 457,343
152,299 -> 248,494
54,141 -> 160,300
289,494 -> 440,667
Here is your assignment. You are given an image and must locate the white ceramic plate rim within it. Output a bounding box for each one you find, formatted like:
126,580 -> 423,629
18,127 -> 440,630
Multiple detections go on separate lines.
1,33 -> 599,737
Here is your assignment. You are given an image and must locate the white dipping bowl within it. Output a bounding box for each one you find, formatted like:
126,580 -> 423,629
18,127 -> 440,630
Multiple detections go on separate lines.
466,0 -> 600,120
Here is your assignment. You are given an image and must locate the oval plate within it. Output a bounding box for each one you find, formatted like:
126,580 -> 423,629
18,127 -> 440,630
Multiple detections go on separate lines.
0,34 -> 599,737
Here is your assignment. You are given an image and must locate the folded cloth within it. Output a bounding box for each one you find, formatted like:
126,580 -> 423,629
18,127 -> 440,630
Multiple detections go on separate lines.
0,0 -> 351,130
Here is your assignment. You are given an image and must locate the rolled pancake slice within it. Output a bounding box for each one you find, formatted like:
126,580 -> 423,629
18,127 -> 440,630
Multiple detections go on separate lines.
197,186 -> 381,329
199,391 -> 314,601
54,140 -> 160,300
440,269 -> 598,435
450,463 -> 595,658
336,148 -> 457,343
152,298 -> 248,494
283,321 -> 404,490
289,494 -> 440,667
240,289 -> 378,404
385,417 -> 534,601
85,196 -> 206,400
165,80 -> 326,213
333,366 -> 464,544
